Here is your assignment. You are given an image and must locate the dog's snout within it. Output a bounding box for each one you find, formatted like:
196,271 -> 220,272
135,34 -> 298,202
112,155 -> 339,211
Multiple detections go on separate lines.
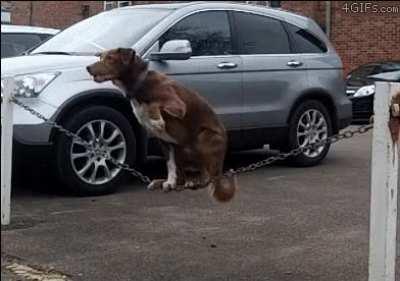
86,65 -> 92,74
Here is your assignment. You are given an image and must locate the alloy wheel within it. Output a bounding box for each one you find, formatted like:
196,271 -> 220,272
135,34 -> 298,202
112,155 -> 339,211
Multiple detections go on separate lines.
70,120 -> 127,185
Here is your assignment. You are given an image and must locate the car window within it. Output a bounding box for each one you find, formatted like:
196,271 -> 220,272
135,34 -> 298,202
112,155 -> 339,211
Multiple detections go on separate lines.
159,11 -> 233,56
285,23 -> 327,53
347,65 -> 377,86
38,33 -> 53,41
380,63 -> 400,73
233,12 -> 290,55
1,33 -> 43,58
348,65 -> 376,79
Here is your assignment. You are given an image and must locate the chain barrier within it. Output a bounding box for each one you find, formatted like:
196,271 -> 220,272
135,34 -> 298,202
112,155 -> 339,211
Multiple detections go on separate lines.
10,96 -> 373,190
224,124 -> 373,177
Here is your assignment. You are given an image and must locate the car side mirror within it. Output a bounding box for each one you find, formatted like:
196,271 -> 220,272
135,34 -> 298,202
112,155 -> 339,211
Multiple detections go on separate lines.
150,39 -> 192,61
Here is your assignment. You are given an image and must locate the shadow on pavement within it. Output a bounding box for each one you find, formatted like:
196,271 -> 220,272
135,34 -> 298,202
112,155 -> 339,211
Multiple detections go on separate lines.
11,148 -> 281,197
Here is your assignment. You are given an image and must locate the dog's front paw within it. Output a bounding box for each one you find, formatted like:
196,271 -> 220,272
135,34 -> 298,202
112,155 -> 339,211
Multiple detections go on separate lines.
150,118 -> 166,132
147,179 -> 165,190
162,181 -> 176,192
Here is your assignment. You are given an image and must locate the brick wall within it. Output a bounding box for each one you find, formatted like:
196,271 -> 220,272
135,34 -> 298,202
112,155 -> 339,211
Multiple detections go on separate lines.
1,1 -> 103,29
330,1 -> 399,74
1,1 -> 398,74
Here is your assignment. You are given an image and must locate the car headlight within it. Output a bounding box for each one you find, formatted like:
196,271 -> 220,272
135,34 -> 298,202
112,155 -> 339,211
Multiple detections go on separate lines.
353,85 -> 375,98
11,72 -> 60,98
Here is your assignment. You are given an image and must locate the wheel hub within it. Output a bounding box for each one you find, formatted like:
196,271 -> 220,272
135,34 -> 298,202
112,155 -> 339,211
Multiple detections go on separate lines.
70,120 -> 127,185
296,109 -> 328,158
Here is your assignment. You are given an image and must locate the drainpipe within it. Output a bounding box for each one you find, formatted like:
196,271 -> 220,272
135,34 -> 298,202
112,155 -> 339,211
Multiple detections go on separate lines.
29,1 -> 33,25
325,1 -> 331,38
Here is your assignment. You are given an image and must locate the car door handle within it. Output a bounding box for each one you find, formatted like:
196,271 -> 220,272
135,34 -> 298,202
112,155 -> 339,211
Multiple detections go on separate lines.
217,62 -> 237,69
287,60 -> 303,67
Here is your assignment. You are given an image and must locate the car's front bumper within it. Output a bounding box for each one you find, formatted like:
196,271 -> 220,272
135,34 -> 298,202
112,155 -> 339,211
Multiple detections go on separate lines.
12,138 -> 53,165
350,95 -> 373,123
2,97 -> 56,145
13,123 -> 53,145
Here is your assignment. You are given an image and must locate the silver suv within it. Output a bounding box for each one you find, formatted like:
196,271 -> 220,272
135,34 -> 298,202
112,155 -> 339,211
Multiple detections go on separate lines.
1,2 -> 352,195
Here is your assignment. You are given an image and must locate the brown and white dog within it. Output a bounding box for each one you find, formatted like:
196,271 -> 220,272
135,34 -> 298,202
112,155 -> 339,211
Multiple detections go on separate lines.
86,48 -> 236,202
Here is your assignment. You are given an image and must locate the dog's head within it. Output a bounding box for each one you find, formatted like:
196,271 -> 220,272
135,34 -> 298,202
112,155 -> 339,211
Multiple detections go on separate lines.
86,48 -> 138,83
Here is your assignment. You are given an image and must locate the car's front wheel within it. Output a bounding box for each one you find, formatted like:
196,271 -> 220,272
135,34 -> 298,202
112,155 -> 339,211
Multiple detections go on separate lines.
285,100 -> 332,167
55,105 -> 136,195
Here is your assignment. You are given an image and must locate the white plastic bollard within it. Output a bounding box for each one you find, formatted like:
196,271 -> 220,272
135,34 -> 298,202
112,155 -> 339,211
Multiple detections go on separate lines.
1,77 -> 15,225
368,82 -> 399,281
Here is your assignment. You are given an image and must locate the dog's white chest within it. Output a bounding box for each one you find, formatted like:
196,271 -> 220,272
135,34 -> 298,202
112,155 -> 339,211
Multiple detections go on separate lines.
130,100 -> 176,143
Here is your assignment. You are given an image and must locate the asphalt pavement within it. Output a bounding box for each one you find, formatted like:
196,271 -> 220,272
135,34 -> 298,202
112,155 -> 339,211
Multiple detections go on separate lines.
1,129 -> 399,281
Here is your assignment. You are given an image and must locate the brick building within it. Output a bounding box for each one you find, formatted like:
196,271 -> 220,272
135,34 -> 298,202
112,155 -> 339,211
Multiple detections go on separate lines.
1,1 -> 399,74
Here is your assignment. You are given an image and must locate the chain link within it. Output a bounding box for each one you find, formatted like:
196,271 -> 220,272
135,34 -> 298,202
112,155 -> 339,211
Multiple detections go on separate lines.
224,123 -> 373,177
10,96 -> 372,188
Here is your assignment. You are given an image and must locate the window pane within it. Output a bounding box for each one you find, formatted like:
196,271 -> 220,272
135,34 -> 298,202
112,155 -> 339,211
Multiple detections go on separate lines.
1,33 -> 42,57
347,65 -> 376,86
380,63 -> 400,73
349,65 -> 376,79
104,1 -> 115,11
118,1 -> 130,7
286,24 -> 327,53
234,12 -> 290,54
160,11 -> 232,56
33,9 -> 171,53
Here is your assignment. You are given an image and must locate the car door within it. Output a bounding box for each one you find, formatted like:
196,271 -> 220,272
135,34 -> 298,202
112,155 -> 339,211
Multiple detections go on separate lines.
232,11 -> 309,143
147,10 -> 243,139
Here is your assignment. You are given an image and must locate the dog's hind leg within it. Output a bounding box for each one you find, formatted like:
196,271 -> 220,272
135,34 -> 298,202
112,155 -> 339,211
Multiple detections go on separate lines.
196,129 -> 236,201
196,129 -> 226,177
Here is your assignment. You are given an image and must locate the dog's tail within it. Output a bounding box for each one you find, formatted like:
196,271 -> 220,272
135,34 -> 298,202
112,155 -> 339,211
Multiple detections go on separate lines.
210,175 -> 237,202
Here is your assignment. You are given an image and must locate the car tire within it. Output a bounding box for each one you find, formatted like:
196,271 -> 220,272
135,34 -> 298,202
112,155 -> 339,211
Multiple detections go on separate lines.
55,105 -> 136,195
284,100 -> 333,167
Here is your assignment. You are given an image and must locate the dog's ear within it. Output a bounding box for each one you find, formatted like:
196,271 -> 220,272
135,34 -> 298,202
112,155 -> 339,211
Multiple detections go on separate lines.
162,96 -> 187,119
118,48 -> 135,65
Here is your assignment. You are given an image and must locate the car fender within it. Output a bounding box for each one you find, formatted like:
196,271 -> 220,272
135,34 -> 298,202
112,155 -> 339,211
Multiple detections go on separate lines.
288,88 -> 339,133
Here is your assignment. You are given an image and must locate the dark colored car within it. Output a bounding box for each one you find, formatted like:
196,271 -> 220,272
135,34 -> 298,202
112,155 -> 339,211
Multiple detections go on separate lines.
346,61 -> 400,123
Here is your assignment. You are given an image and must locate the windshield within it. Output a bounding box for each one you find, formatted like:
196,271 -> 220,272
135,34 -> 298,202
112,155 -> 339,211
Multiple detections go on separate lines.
347,62 -> 400,86
32,8 -> 172,54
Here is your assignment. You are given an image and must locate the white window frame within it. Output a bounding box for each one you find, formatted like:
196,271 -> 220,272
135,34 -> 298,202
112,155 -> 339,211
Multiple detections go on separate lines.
104,1 -> 131,11
1,10 -> 11,24
117,1 -> 131,8
103,1 -> 114,11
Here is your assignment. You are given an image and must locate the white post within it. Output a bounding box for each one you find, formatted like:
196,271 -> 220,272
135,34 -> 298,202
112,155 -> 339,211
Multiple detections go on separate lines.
1,77 -> 15,225
368,82 -> 399,281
